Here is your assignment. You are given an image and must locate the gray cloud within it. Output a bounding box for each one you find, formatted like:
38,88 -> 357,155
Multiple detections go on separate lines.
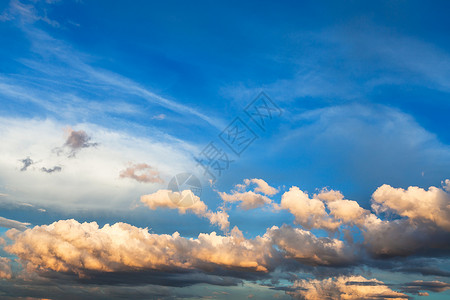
0,216 -> 30,230
400,280 -> 450,295
54,129 -> 98,158
19,157 -> 34,171
64,129 -> 98,157
41,166 -> 62,173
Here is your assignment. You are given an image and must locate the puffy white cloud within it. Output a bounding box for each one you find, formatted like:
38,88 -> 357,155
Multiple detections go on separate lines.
275,181 -> 450,257
372,182 -> 450,231
288,275 -> 408,300
5,220 -> 273,275
4,218 -> 364,280
243,179 -> 278,196
326,199 -> 369,225
218,178 -> 277,210
277,187 -> 340,231
141,189 -> 207,214
219,191 -> 272,210
267,225 -> 357,266
204,210 -> 230,232
141,190 -> 229,231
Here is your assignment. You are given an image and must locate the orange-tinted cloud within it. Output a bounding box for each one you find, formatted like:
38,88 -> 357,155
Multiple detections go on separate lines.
288,275 -> 408,300
119,163 -> 163,184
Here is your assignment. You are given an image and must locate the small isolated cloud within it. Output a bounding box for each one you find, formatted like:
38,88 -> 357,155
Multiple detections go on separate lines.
19,157 -> 34,171
0,216 -> 30,230
152,114 -> 166,120
41,166 -> 62,173
55,128 -> 98,157
218,178 -> 276,210
288,275 -> 408,300
243,178 -> 279,196
443,179 -> 450,192
119,163 -> 163,184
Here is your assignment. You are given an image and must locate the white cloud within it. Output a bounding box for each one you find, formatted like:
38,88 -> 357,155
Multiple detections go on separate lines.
218,178 -> 276,210
0,117 -> 198,210
141,190 -> 229,231
277,186 -> 339,231
5,220 -> 272,275
243,179 -> 278,196
372,183 -> 450,231
219,191 -> 272,210
268,225 -> 357,266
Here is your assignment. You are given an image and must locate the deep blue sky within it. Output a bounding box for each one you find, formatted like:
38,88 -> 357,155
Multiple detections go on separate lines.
0,1 -> 449,299
0,0 -> 449,236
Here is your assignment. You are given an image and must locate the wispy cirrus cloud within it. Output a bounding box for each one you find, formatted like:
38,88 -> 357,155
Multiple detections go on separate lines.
0,216 -> 30,230
0,0 -> 225,134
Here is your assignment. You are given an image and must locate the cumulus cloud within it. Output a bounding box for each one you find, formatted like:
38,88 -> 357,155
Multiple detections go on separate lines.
288,275 -> 408,300
5,220 -> 273,277
2,176 -> 450,294
219,191 -> 272,210
0,257 -> 12,279
316,189 -> 370,225
277,186 -> 340,231
218,178 -> 276,209
3,218 -> 369,281
267,225 -> 358,266
141,189 -> 207,215
372,183 -> 450,231
275,181 -> 450,258
119,163 -> 163,184
141,190 -> 229,231
243,178 -> 278,196
204,210 -> 230,232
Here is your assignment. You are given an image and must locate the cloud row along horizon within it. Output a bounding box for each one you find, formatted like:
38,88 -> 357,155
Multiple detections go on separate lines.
0,179 -> 449,298
1,0 -> 450,299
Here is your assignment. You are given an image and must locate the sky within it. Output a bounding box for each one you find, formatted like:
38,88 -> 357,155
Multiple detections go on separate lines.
0,0 -> 449,299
